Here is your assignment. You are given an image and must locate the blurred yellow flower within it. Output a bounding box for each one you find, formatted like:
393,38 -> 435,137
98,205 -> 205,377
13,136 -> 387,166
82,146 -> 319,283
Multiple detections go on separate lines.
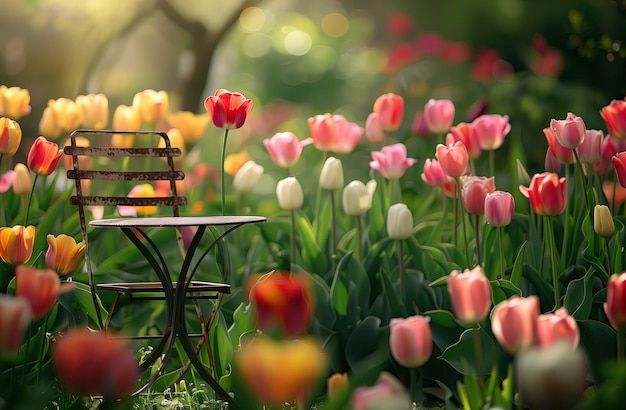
75,94 -> 108,129
132,89 -> 169,125
0,85 -> 31,120
224,150 -> 251,176
39,98 -> 82,140
167,111 -> 210,145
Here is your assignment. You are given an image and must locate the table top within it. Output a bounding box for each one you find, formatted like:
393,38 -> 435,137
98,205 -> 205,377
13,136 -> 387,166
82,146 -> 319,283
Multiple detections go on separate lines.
89,215 -> 266,228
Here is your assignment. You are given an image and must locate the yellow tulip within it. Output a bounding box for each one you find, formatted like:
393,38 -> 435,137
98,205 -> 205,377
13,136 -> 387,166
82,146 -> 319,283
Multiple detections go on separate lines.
132,89 -> 169,125
0,85 -> 31,120
75,93 -> 108,129
167,111 -> 210,145
0,117 -> 22,155
38,98 -> 83,140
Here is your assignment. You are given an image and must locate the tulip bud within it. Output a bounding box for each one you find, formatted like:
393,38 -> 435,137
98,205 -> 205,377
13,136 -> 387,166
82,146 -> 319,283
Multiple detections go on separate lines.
516,159 -> 531,187
342,180 -> 372,216
386,203 -> 413,240
276,176 -> 303,211
233,160 -> 264,193
593,205 -> 615,238
12,163 -> 32,197
484,191 -> 515,227
319,157 -> 344,190
327,373 -> 349,400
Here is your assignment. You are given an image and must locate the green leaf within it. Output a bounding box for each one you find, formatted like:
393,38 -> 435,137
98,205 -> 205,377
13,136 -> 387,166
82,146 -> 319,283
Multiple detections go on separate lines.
509,240 -> 527,287
295,213 -> 328,274
208,310 -> 233,379
563,268 -> 595,320
330,262 -> 350,317
439,327 -> 498,376
227,302 -> 254,351
344,316 -> 384,370
424,309 -> 465,352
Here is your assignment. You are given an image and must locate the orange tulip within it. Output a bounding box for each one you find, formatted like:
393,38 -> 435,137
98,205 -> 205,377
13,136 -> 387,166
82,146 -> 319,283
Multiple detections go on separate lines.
132,89 -> 169,125
167,111 -> 210,145
38,97 -> 82,140
53,327 -> 139,397
45,234 -> 86,276
0,295 -> 31,356
0,225 -> 35,265
204,89 -> 253,129
373,93 -> 404,132
0,117 -> 22,155
27,136 -> 63,176
75,93 -> 109,129
15,265 -> 75,319
0,85 -> 31,120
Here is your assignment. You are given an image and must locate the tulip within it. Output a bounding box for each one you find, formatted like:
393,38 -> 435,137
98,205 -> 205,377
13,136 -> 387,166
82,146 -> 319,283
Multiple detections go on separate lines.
0,171 -> 13,193
62,136 -> 91,171
535,307 -> 579,349
307,113 -> 363,154
45,234 -> 86,276
460,175 -> 495,215
447,266 -> 492,324
53,327 -> 139,397
604,272 -> 626,330
15,265 -> 75,319
0,225 -> 35,265
319,156 -> 344,190
600,99 -> 626,140
516,159 -> 531,187
544,147 -> 561,173
38,98 -> 82,140
435,141 -> 468,178
576,129 -> 602,165
0,85 -> 31,119
386,203 -> 413,240
472,114 -> 511,150
276,176 -> 303,211
544,126 -> 574,165
0,117 -> 22,155
389,315 -> 432,367
27,136 -> 63,176
233,160 -> 264,194
449,122 -> 481,159
491,296 -> 539,354
372,93 -> 404,132
369,143 -> 417,180
132,89 -> 169,125
204,89 -> 253,129
515,341 -> 588,410
351,372 -> 411,410
166,111 -> 210,145
342,180 -> 372,216
112,104 -> 141,132
550,112 -> 586,149
484,191 -> 515,227
365,112 -> 384,143
594,204 -> 615,238
118,184 -> 158,216
613,151 -> 626,188
75,93 -> 108,129
235,336 -> 326,406
0,295 -> 31,356
11,163 -> 31,198
250,273 -> 312,337
157,128 -> 186,167
263,132 -> 312,169
410,111 -> 430,137
519,172 -> 567,216
423,99 -> 455,134
327,373 -> 349,400
224,150 -> 251,176
421,158 -> 448,187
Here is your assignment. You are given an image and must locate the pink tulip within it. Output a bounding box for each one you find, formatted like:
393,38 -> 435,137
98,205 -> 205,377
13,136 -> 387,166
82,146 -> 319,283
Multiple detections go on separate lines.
544,147 -> 561,173
351,372 -> 410,410
535,307 -> 579,348
410,111 -> 430,137
369,143 -> 417,180
491,296 -> 539,354
424,99 -> 455,134
365,112 -> 384,143
519,172 -> 567,217
601,99 -> 626,140
613,152 -> 626,188
435,141 -> 468,178
550,112 -> 586,149
307,113 -> 363,154
485,191 -> 515,227
576,129 -> 602,165
373,93 -> 404,132
460,175 -> 496,215
447,266 -> 492,324
389,315 -> 432,367
263,132 -> 312,168
0,295 -> 31,356
544,126 -> 574,165
449,122 -> 481,159
604,272 -> 626,330
472,114 -> 511,150
421,158 -> 448,187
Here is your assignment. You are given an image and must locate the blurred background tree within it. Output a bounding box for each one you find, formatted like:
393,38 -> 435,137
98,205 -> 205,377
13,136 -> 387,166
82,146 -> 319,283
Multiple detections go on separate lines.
1,0 -> 625,171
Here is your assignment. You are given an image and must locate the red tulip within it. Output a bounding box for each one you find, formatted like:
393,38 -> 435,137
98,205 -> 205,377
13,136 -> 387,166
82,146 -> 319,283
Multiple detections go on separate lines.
447,266 -> 492,324
389,315 -> 432,367
15,265 -> 75,319
460,175 -> 495,215
0,295 -> 31,356
53,328 -> 139,397
250,273 -> 312,337
435,141 -> 468,178
484,191 -> 515,227
613,152 -> 626,188
601,99 -> 626,140
604,272 -> 626,330
307,113 -> 363,154
550,112 -> 586,149
519,172 -> 566,216
535,307 -> 579,348
369,143 -> 417,180
472,114 -> 511,151
373,93 -> 404,132
491,296 -> 539,354
27,136 -> 63,176
424,99 -> 455,134
204,89 -> 253,129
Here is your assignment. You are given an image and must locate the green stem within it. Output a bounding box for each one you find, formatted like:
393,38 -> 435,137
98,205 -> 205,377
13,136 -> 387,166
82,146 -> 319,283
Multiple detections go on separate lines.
397,239 -> 405,302
453,180 -> 459,248
497,227 -> 505,280
605,238 -> 613,276
489,149 -> 495,177
290,209 -> 296,272
473,325 -> 484,375
545,216 -> 561,309
220,129 -> 230,216
24,174 -> 38,227
618,326 -> 624,365
356,215 -> 363,263
36,313 -> 51,383
330,190 -> 337,273
560,165 -> 570,262
474,214 -> 482,267
409,367 -> 417,405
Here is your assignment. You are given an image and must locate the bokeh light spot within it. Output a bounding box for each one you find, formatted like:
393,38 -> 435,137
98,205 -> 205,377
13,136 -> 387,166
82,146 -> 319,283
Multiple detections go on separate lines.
321,13 -> 349,38
240,7 -> 266,33
284,30 -> 312,56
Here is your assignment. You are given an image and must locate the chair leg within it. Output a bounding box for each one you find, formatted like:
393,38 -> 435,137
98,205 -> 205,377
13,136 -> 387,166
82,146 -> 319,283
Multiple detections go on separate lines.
104,292 -> 121,330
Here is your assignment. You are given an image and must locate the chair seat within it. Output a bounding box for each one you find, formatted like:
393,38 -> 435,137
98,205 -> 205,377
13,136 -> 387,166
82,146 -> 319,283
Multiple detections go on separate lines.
97,281 -> 231,295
